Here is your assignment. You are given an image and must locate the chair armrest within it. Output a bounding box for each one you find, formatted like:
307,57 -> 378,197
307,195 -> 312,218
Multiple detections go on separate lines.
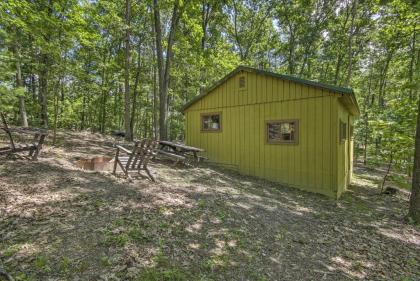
115,145 -> 132,154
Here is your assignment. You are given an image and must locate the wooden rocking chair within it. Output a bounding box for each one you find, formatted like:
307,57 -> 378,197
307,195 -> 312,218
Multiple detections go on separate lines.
0,113 -> 48,160
113,139 -> 159,181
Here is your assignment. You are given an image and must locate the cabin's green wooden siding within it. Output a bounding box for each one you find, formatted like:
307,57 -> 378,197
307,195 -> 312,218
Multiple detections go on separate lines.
185,71 -> 354,198
336,100 -> 354,197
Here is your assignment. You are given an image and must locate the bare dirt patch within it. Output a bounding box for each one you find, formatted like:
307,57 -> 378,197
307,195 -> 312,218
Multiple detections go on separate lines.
0,131 -> 419,280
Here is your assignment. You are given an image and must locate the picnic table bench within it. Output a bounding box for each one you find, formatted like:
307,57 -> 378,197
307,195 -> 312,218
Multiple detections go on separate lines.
0,113 -> 48,160
158,140 -> 205,166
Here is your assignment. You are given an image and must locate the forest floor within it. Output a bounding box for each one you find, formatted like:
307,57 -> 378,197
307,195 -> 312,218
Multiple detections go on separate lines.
0,131 -> 419,281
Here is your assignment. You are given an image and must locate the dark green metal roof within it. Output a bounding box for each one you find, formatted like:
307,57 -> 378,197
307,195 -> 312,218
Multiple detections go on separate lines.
182,65 -> 359,115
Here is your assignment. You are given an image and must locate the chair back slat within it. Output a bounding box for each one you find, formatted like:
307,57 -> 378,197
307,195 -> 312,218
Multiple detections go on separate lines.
131,139 -> 147,169
136,139 -> 150,169
0,112 -> 15,150
125,140 -> 141,169
139,140 -> 158,169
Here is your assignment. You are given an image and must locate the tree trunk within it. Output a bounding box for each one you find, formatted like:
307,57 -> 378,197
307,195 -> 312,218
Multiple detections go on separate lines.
81,93 -> 86,130
153,0 -> 164,139
153,0 -> 181,140
153,61 -> 158,140
53,81 -> 59,145
130,41 -> 142,138
345,0 -> 358,86
380,152 -> 393,193
39,54 -> 49,128
288,27 -> 295,75
378,52 -> 393,107
201,2 -> 210,50
124,0 -> 132,141
408,27 -> 417,100
409,97 -> 420,223
14,44 -> 28,127
334,54 -> 344,85
100,50 -> 109,134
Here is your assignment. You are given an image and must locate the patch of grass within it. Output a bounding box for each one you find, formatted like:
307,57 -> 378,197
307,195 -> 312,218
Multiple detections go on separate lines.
195,275 -> 216,281
3,243 -> 20,257
112,233 -> 129,247
137,267 -> 188,281
112,218 -> 126,227
351,260 -> 363,271
313,211 -> 329,220
203,254 -> 229,271
59,257 -> 71,273
400,277 -> 416,281
103,223 -> 152,247
171,223 -> 187,236
407,257 -> 417,267
34,256 -> 51,273
247,270 -> 269,281
15,272 -> 36,281
159,222 -> 170,230
102,228 -> 130,247
93,199 -> 106,209
128,227 -> 147,242
159,206 -> 170,214
228,228 -> 247,248
139,245 -> 191,280
216,210 -> 226,222
153,251 -> 169,267
198,199 -> 206,208
275,231 -> 285,241
100,256 -> 111,267
76,260 -> 89,273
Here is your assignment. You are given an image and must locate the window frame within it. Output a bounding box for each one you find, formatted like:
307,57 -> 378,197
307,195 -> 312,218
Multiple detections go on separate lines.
265,119 -> 299,145
200,112 -> 222,132
238,75 -> 246,91
339,120 -> 347,143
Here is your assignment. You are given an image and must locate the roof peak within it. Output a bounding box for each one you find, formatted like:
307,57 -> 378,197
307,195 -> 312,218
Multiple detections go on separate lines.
182,65 -> 359,114
235,65 -> 353,94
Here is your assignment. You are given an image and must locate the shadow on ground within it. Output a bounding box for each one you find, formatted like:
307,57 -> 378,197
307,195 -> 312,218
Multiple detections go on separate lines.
0,131 -> 419,281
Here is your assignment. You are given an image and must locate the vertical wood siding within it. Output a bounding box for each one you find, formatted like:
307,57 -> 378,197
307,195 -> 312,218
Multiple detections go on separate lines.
337,101 -> 350,197
185,71 -> 352,197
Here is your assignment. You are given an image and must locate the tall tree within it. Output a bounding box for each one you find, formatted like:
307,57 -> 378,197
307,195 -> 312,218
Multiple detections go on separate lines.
13,39 -> 28,127
409,98 -> 420,223
124,0 -> 132,140
345,0 -> 358,86
153,0 -> 182,140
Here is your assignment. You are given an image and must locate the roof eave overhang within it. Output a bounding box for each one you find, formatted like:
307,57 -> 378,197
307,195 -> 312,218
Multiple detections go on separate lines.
182,66 -> 360,115
339,91 -> 360,117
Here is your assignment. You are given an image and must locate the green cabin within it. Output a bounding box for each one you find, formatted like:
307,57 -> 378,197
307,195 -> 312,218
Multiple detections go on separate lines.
182,66 -> 360,198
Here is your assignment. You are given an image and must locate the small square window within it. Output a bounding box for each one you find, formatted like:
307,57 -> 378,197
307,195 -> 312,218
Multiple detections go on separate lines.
340,120 -> 347,142
201,113 -> 221,132
239,76 -> 246,89
266,120 -> 299,144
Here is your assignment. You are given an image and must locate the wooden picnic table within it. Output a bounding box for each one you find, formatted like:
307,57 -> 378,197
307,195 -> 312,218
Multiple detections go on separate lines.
158,140 -> 204,165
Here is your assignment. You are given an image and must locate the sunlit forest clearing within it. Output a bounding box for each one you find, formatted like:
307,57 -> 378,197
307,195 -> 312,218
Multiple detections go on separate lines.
1,132 -> 419,280
0,0 -> 419,280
